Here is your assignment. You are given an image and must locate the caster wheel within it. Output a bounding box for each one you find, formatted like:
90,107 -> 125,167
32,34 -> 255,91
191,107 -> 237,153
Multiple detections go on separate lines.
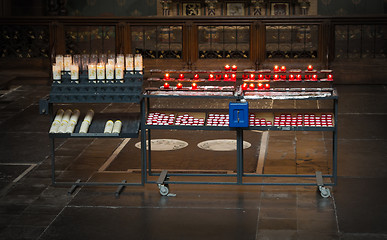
319,186 -> 331,198
159,184 -> 169,196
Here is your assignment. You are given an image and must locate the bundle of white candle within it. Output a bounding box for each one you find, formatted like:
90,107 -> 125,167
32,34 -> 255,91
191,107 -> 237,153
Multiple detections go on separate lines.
103,120 -> 122,134
79,109 -> 94,133
65,109 -> 80,133
57,109 -> 73,133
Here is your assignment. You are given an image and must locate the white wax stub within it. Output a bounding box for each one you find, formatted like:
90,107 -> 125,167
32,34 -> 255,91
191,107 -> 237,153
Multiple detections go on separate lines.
104,120 -> 114,133
49,109 -> 64,133
79,121 -> 90,133
58,109 -> 72,133
112,120 -> 122,133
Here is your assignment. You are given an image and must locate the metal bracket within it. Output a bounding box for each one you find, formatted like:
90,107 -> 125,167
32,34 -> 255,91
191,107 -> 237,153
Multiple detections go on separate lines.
316,171 -> 331,198
115,180 -> 127,198
156,170 -> 176,197
67,179 -> 81,195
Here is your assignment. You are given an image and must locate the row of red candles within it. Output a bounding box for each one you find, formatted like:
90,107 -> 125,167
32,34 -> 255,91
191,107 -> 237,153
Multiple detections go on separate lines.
162,82 -> 271,90
195,64 -> 313,72
164,73 -> 333,81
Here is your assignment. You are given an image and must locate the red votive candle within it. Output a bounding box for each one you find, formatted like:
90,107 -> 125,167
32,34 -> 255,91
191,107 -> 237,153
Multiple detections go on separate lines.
259,74 -> 264,80
193,74 -> 199,80
250,73 -> 255,80
274,74 -> 279,80
208,73 -> 215,80
241,83 -> 248,90
281,66 -> 286,72
178,73 -> 184,80
296,74 -> 302,80
176,82 -> 183,89
307,65 -> 313,71
257,83 -> 264,90
274,65 -> 279,72
224,74 -> 229,81
191,82 -> 198,90
249,83 -> 255,90
224,64 -> 231,71
163,82 -> 170,89
328,74 -> 333,81
312,74 -> 318,81
264,83 -> 270,90
231,73 -> 236,81
289,74 -> 294,80
164,73 -> 170,80
231,65 -> 237,71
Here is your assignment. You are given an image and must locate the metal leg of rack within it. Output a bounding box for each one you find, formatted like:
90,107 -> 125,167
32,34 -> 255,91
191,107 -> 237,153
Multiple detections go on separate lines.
67,179 -> 81,195
141,98 -> 147,185
333,98 -> 338,185
50,137 -> 56,186
237,128 -> 243,185
115,180 -> 127,197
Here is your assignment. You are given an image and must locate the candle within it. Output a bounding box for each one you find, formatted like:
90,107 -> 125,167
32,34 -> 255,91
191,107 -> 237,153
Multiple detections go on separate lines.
115,64 -> 124,80
241,83 -> 248,90
281,66 -> 286,72
125,54 -> 134,72
224,64 -> 230,71
106,63 -> 114,79
116,54 -> 124,66
194,74 -> 199,80
307,65 -> 313,71
274,74 -> 279,80
88,64 -> 96,80
231,65 -> 237,71
296,74 -> 302,80
64,55 -> 72,71
265,75 -> 271,80
191,82 -> 198,90
250,73 -> 255,80
328,74 -> 333,81
264,83 -> 270,90
112,120 -> 122,134
281,75 -> 286,80
257,83 -> 263,90
176,82 -> 183,89
224,74 -> 229,81
164,73 -> 170,80
52,63 -> 62,80
97,63 -> 105,79
249,83 -> 255,90
231,73 -> 236,81
312,74 -> 318,81
289,74 -> 294,80
70,64 -> 79,80
274,65 -> 279,72
135,54 -> 143,73
216,74 -> 222,80
55,55 -> 64,71
163,82 -> 170,89
259,74 -> 264,80
208,73 -> 214,80
179,73 -> 184,80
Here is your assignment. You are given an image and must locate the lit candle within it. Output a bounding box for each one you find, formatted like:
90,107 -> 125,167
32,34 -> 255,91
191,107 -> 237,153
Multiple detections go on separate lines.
64,54 -> 72,71
179,73 -> 184,80
163,82 -> 170,89
193,74 -> 199,80
312,74 -> 318,81
257,83 -> 263,90
88,64 -> 96,80
249,83 -> 255,90
176,82 -> 183,89
328,74 -> 333,81
115,64 -> 124,80
296,74 -> 302,80
274,74 -> 279,80
134,54 -> 143,73
289,74 -> 294,80
250,73 -> 255,80
224,74 -> 229,81
70,64 -> 79,80
231,65 -> 237,71
52,63 -> 62,80
241,83 -> 248,90
208,73 -> 215,80
164,73 -> 170,80
231,73 -> 236,81
191,82 -> 198,90
274,65 -> 279,72
281,66 -> 286,72
106,63 -> 114,79
259,74 -> 264,80
97,63 -> 105,79
224,64 -> 230,71
116,54 -> 125,66
264,83 -> 270,90
307,65 -> 313,71
55,55 -> 63,71
125,54 -> 134,72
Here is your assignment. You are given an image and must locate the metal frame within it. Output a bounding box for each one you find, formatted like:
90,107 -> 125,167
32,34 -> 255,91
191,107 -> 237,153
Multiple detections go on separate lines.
141,87 -> 338,187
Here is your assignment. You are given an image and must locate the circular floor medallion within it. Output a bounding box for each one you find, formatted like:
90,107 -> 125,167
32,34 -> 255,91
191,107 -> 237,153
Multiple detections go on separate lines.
197,139 -> 251,151
135,139 -> 188,151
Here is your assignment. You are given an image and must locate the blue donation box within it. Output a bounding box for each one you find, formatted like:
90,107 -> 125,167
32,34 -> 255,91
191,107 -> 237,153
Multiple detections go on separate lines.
229,102 -> 249,127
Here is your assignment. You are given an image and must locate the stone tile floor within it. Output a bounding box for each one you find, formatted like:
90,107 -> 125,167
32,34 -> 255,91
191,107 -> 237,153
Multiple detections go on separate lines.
0,83 -> 386,239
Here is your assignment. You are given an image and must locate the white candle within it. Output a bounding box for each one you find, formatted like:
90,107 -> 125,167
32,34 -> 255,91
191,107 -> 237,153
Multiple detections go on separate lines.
116,54 -> 124,66
115,64 -> 124,80
104,120 -> 114,133
52,63 -> 62,80
97,63 -> 105,79
55,55 -> 63,70
125,54 -> 134,72
108,58 -> 115,65
58,109 -> 72,133
79,109 -> 94,133
112,120 -> 122,133
106,63 -> 114,79
49,109 -> 64,133
88,64 -> 96,80
134,54 -> 143,72
64,54 -> 72,71
65,109 -> 80,133
70,64 -> 79,80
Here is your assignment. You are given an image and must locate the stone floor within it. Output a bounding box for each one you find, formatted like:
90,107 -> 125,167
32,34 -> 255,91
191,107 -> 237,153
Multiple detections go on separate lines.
0,82 -> 386,240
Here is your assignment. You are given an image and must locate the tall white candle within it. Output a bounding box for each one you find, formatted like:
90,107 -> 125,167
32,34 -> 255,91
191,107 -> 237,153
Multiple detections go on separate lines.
115,64 -> 124,80
49,109 -> 64,133
125,54 -> 134,72
97,63 -> 105,79
134,54 -> 143,72
88,64 -> 97,80
65,109 -> 80,133
55,55 -> 63,70
106,63 -> 114,80
52,63 -> 62,80
79,109 -> 94,133
64,54 -> 72,71
70,64 -> 79,80
116,54 -> 124,66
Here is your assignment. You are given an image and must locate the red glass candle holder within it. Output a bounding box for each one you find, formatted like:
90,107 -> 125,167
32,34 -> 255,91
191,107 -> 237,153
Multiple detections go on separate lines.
312,74 -> 318,81
280,75 -> 286,80
241,83 -> 248,91
280,66 -> 286,72
231,73 -> 236,81
259,74 -> 264,80
327,74 -> 333,81
250,73 -> 255,80
224,74 -> 229,81
257,83 -> 264,90
289,74 -> 294,80
249,83 -> 255,90
176,82 -> 183,89
264,83 -> 270,90
265,75 -> 271,80
224,64 -> 231,71
307,65 -> 313,71
178,73 -> 184,80
296,74 -> 302,81
164,73 -> 170,80
191,82 -> 198,90
274,74 -> 279,80
274,65 -> 279,72
163,82 -> 170,89
208,73 -> 214,80
193,74 -> 199,80
231,65 -> 237,71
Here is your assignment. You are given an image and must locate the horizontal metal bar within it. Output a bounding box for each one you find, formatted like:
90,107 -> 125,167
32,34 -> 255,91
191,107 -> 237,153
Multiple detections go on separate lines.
53,181 -> 143,187
243,174 -> 333,178
149,173 -> 238,177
